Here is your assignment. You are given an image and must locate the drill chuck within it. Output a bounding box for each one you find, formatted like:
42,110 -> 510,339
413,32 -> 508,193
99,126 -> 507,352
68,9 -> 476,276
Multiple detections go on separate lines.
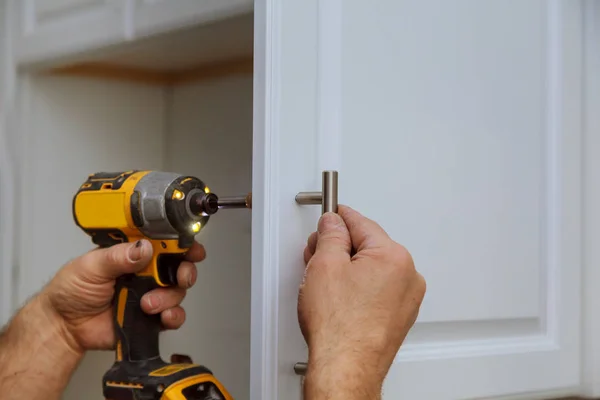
190,192 -> 219,216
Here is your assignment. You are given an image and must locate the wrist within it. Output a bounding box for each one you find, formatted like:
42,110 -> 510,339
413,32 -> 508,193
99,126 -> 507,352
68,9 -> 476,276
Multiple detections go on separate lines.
0,291 -> 84,398
36,290 -> 85,359
304,346 -> 384,400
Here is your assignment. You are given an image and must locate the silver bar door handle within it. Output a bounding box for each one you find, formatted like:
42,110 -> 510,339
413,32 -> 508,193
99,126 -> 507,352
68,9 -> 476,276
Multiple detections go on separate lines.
295,170 -> 339,214
294,362 -> 308,376
294,171 -> 339,377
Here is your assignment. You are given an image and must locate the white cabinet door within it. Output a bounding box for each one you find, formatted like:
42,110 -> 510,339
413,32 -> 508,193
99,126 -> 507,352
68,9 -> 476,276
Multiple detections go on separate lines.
252,0 -> 583,399
11,0 -> 126,65
132,0 -> 252,39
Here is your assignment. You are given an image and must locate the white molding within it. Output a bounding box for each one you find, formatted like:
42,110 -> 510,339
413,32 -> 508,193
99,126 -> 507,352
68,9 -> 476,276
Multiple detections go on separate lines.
22,0 -> 35,35
0,0 -> 16,327
382,0 -> 582,367
15,75 -> 32,308
123,0 -> 135,40
311,0 -> 567,366
0,117 -> 12,328
309,0 -> 568,368
396,336 -> 557,363
250,0 -> 281,399
582,0 -> 600,397
555,0 -> 584,388
542,0 -> 564,344
311,0 -> 578,369
490,387 -> 580,400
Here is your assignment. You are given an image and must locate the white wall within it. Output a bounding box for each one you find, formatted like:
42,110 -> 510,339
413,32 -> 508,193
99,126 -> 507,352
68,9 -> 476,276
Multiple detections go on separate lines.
164,74 -> 253,400
18,75 -> 167,399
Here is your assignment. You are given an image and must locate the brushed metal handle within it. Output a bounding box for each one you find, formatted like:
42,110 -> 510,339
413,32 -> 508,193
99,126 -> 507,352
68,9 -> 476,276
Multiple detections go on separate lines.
294,362 -> 308,376
294,171 -> 339,377
295,170 -> 338,214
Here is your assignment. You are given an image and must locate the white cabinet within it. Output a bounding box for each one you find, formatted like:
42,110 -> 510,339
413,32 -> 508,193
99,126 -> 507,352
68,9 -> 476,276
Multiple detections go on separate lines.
0,0 -> 595,399
9,0 -> 254,66
132,0 -> 253,39
11,0 -> 127,65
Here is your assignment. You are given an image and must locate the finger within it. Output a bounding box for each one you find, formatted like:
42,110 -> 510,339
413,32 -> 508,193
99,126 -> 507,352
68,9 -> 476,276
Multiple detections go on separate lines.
161,306 -> 186,330
185,241 -> 206,262
141,287 -> 187,314
80,239 -> 153,281
314,212 -> 352,260
176,261 -> 197,289
307,231 -> 318,255
303,246 -> 313,264
338,205 -> 390,252
303,232 -> 318,264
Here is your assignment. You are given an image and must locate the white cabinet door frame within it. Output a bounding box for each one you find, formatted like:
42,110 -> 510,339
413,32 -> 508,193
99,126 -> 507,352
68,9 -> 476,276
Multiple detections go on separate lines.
251,0 -> 323,398
249,0 -> 284,398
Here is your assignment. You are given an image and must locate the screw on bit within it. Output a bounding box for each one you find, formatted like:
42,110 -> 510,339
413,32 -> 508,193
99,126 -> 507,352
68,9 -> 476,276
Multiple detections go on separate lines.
217,193 -> 252,209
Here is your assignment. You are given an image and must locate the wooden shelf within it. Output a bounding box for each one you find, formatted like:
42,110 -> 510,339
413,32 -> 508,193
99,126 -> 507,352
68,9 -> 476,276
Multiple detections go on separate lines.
46,56 -> 253,86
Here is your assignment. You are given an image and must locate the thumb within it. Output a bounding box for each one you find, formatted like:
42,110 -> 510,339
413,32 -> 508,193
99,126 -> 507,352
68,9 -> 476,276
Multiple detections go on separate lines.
81,239 -> 153,280
315,212 -> 352,259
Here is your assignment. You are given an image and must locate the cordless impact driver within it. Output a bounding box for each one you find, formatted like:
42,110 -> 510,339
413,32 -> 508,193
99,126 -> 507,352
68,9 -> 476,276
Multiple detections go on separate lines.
72,170 -> 250,400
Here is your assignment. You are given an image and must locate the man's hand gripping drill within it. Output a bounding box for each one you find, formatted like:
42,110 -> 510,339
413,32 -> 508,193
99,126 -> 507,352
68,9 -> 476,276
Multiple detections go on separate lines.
71,170 -> 250,400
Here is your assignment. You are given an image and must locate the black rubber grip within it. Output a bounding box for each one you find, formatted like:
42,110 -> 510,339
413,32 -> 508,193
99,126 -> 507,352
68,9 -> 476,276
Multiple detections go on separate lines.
114,275 -> 161,362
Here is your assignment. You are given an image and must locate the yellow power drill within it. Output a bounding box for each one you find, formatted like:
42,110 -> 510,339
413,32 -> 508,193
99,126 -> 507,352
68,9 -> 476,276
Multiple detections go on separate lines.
72,170 -> 251,400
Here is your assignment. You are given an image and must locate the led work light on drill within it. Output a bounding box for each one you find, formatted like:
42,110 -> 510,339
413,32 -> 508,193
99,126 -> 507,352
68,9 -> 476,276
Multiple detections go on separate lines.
72,170 -> 250,400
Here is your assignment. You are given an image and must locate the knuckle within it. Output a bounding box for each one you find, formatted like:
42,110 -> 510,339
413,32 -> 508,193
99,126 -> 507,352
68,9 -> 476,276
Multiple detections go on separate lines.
106,246 -> 126,266
78,251 -> 95,270
346,218 -> 361,236
310,252 -> 339,269
389,243 -> 414,269
414,273 -> 427,299
320,231 -> 351,248
168,288 -> 186,304
178,288 -> 187,301
175,308 -> 186,324
178,263 -> 193,278
303,247 -> 313,263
